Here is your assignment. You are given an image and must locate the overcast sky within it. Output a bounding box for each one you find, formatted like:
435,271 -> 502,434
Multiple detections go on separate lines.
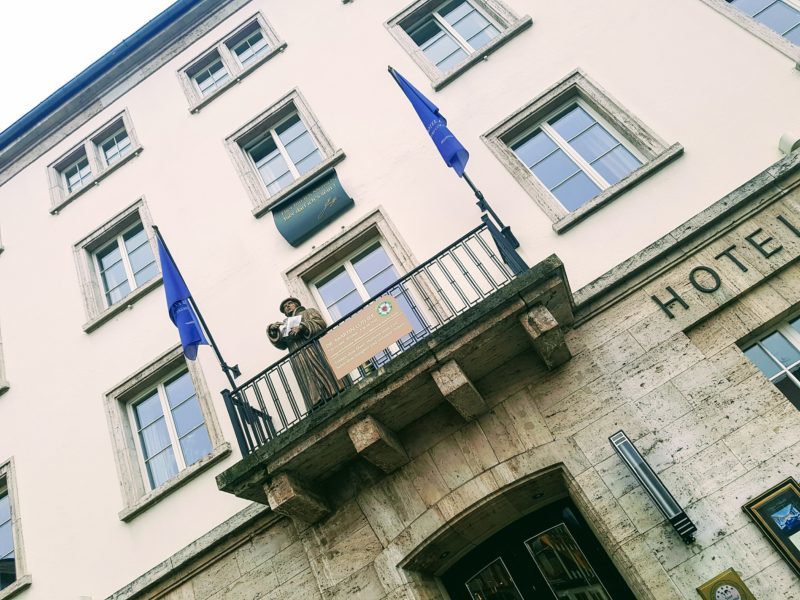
0,0 -> 177,132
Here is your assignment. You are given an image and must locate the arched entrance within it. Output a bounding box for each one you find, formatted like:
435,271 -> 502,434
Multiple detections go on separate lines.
441,497 -> 635,599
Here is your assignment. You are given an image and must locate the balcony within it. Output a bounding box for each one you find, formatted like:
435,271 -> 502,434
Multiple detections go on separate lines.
217,220 -> 575,523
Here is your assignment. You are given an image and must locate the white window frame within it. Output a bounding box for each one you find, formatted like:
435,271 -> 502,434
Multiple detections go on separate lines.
309,239 -> 401,324
226,88 -> 345,218
177,12 -> 286,113
128,366 -> 213,492
386,0 -> 532,90
506,99 -> 647,215
698,0 -> 800,61
92,220 -> 157,310
482,69 -> 683,233
46,109 -> 142,214
104,346 -> 230,522
743,316 -> 800,395
73,198 -> 162,333
0,459 -> 31,600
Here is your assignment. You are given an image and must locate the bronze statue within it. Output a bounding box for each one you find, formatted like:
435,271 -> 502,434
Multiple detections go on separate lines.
267,297 -> 345,411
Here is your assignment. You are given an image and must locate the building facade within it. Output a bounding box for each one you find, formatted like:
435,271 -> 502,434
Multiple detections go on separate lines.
1,0 -> 800,598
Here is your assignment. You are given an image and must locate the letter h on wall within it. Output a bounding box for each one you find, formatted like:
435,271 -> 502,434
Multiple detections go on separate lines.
610,431 -> 697,543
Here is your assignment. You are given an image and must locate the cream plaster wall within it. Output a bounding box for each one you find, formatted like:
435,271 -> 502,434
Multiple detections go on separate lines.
0,0 -> 798,598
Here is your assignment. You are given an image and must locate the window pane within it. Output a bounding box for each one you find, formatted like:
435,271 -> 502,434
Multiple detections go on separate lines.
432,40 -> 468,71
172,397 -> 204,438
257,153 -> 291,189
295,150 -> 323,176
0,495 -> 9,525
754,2 -> 800,34
0,522 -> 12,561
139,419 -> 172,458
761,331 -> 800,367
353,245 -> 394,284
531,149 -> 581,189
317,268 -> 358,307
266,171 -> 295,195
146,446 -> 179,488
283,132 -> 317,166
465,25 -> 499,50
97,242 -> 121,270
411,20 -> 466,70
786,23 -> 800,43
329,290 -> 365,321
165,372 -> 195,408
233,30 -> 269,65
128,243 -> 155,275
179,425 -> 213,466
551,171 -> 602,211
106,280 -> 132,305
465,558 -> 523,600
409,20 -> 443,45
592,145 -> 641,186
550,106 -> 596,141
774,371 -> 800,409
744,344 -> 782,378
525,523 -> 612,600
512,130 -> 557,168
730,0 -> 776,16
276,115 -> 306,145
133,392 -> 163,428
100,262 -> 129,299
569,124 -> 618,163
249,135 -> 279,164
441,1 -> 473,25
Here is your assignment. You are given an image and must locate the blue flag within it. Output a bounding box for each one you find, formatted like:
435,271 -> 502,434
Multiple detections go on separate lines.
157,236 -> 208,360
389,67 -> 469,177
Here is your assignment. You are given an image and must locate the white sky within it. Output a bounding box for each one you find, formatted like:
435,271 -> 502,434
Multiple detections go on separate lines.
0,0 -> 177,132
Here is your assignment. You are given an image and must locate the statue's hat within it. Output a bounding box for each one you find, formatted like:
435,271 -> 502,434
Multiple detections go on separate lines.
279,297 -> 301,315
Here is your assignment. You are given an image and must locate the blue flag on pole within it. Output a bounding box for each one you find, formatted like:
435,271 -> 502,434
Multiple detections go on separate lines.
389,67 -> 469,177
157,236 -> 208,360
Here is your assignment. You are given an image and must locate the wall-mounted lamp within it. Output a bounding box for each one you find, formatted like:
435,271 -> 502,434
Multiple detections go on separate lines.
610,430 -> 697,544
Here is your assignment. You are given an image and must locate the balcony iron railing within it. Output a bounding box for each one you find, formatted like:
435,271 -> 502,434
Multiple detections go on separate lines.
222,218 -> 524,456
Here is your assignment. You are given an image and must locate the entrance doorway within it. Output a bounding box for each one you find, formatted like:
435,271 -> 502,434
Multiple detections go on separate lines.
441,498 -> 635,599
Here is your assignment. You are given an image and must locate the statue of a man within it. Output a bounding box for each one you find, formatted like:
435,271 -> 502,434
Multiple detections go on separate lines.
267,297 -> 345,411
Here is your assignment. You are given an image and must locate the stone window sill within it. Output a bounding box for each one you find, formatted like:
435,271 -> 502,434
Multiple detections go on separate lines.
553,143 -> 684,234
189,43 -> 287,114
251,149 -> 346,218
119,443 -> 231,522
0,381 -> 8,397
0,575 -> 32,600
432,16 -> 532,91
83,276 -> 163,334
51,147 -> 144,215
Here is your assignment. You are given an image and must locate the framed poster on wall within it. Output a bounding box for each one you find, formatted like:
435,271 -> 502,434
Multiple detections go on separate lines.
743,476 -> 800,577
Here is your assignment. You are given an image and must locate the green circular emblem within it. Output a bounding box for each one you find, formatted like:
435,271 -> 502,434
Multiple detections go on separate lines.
376,300 -> 393,317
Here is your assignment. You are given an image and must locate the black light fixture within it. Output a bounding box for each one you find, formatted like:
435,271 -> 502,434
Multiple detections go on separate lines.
610,430 -> 697,543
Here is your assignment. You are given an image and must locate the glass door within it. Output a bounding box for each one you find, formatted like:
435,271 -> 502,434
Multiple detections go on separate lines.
442,499 -> 635,600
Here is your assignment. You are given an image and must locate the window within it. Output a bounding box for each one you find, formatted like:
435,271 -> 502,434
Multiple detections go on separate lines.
699,0 -> 800,59
47,109 -> 142,213
743,315 -> 800,408
105,346 -> 229,521
227,22 -> 270,66
386,0 -> 531,90
98,126 -> 132,166
178,13 -> 285,112
408,1 -> 500,72
74,199 -> 161,332
93,221 -> 158,308
509,102 -> 643,213
482,70 -> 682,232
130,370 -> 213,490
226,89 -> 344,217
728,0 -> 800,44
0,459 -> 30,598
247,113 -> 323,196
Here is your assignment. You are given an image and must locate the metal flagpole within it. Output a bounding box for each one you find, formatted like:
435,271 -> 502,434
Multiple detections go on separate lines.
151,225 -> 241,390
462,172 -> 520,249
